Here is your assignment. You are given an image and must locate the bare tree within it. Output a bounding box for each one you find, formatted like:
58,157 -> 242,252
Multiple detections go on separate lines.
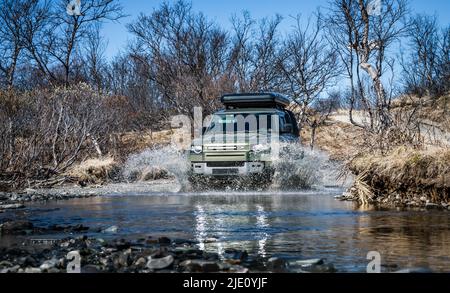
229,12 -> 284,92
83,23 -> 108,92
25,0 -> 123,86
402,14 -> 450,97
128,0 -> 233,116
279,13 -> 340,132
326,0 -> 409,132
0,0 -> 47,88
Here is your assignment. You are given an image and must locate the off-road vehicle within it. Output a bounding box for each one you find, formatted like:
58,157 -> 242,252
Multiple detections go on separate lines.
188,93 -> 300,186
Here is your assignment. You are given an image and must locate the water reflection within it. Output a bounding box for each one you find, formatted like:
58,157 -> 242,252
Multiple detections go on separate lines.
256,205 -> 269,258
194,205 -> 207,251
2,190 -> 450,272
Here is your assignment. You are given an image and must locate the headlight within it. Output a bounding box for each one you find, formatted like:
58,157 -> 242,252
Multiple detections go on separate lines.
190,145 -> 203,154
251,144 -> 271,153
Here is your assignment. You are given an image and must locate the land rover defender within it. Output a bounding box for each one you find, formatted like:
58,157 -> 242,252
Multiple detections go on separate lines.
188,93 -> 300,186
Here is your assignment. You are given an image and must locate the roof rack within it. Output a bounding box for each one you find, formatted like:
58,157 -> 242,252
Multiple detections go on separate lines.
221,93 -> 292,109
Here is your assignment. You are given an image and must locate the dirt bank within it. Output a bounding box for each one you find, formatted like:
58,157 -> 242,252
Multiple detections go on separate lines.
341,147 -> 450,209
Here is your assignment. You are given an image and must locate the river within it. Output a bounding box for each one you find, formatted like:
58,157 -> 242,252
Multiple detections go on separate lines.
1,185 -> 449,273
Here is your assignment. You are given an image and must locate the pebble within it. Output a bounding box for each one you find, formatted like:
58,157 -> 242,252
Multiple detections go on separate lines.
266,257 -> 288,272
102,225 -> 119,234
179,259 -> 220,273
24,267 -> 42,274
425,203 -> 440,209
0,265 -> 20,273
40,259 -> 58,271
0,220 -> 34,234
146,255 -> 174,270
134,257 -> 147,269
0,203 -> 25,210
158,237 -> 171,245
290,258 -> 324,267
393,267 -> 433,273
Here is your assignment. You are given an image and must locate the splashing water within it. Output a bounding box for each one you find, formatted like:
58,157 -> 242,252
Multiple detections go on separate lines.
271,143 -> 341,190
122,145 -> 190,187
122,143 -> 343,191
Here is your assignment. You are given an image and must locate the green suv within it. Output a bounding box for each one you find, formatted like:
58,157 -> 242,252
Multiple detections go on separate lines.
188,93 -> 300,185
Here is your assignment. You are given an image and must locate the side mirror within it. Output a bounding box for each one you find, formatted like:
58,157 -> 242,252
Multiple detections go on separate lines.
281,124 -> 293,134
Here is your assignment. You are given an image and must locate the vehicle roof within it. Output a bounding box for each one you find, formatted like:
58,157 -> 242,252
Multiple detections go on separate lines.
214,108 -> 284,115
221,92 -> 292,109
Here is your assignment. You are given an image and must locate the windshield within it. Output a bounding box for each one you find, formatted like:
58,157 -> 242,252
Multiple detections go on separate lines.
204,113 -> 284,136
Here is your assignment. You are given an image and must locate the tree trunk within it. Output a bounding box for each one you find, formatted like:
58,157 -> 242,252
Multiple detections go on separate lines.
310,123 -> 317,151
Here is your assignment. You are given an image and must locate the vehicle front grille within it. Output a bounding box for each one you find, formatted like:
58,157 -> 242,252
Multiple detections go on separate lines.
207,162 -> 245,168
212,169 -> 239,175
206,145 -> 246,151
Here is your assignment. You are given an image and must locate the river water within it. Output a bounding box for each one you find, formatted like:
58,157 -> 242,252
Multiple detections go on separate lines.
2,187 -> 450,273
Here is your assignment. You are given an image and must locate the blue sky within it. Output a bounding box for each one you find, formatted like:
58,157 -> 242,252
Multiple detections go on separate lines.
102,0 -> 450,58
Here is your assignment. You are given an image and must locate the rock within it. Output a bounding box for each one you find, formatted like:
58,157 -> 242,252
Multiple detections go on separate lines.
198,261 -> 220,273
0,203 -> 25,210
179,260 -> 220,273
425,203 -> 440,209
72,224 -> 89,232
266,257 -> 288,272
118,249 -> 132,267
0,261 -> 14,268
172,239 -> 197,245
102,225 -> 118,234
0,220 -> 34,235
114,239 -> 131,250
223,249 -> 248,263
40,258 -> 58,271
146,255 -> 174,270
420,196 -> 427,202
228,265 -> 249,273
393,267 -> 433,273
158,237 -> 171,245
97,238 -> 107,246
134,257 -> 147,269
309,263 -> 337,273
0,265 -> 20,273
289,258 -> 324,267
81,265 -> 102,273
24,267 -> 42,274
204,238 -> 218,243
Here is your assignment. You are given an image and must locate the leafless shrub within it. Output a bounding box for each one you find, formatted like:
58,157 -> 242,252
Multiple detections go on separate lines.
0,83 -> 118,189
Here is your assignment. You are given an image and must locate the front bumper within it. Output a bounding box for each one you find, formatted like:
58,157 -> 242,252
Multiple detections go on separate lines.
191,162 -> 266,176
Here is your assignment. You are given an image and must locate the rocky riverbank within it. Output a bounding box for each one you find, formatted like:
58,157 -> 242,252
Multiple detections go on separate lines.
0,190 -> 101,213
0,220 -> 336,274
0,179 -> 182,214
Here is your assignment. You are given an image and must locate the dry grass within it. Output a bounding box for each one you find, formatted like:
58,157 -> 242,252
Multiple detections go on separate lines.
66,157 -> 120,184
114,129 -> 174,158
353,171 -> 375,205
301,119 -> 365,160
349,146 -> 450,203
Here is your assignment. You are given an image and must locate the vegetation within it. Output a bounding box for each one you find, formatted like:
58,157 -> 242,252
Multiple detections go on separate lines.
0,0 -> 448,201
